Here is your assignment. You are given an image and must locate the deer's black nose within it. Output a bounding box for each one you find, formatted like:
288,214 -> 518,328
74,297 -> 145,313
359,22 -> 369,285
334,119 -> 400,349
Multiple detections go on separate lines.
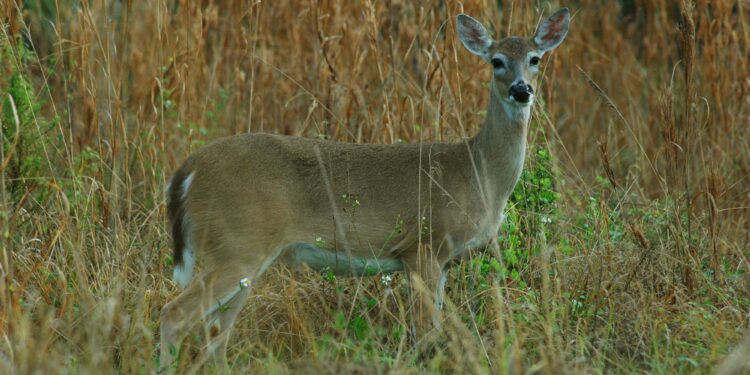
509,83 -> 533,103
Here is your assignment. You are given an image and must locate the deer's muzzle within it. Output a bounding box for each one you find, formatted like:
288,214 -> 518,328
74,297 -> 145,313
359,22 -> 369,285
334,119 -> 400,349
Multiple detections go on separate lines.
509,82 -> 534,104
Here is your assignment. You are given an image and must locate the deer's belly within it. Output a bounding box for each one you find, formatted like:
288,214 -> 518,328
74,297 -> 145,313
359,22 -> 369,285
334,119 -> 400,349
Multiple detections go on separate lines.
281,242 -> 404,276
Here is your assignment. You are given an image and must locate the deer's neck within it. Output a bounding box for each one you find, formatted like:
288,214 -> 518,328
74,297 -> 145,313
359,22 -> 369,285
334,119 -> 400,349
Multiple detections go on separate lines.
468,83 -> 530,208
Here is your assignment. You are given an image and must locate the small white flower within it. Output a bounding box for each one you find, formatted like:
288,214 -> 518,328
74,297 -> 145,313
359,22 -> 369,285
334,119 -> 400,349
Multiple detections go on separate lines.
239,278 -> 251,288
380,274 -> 393,287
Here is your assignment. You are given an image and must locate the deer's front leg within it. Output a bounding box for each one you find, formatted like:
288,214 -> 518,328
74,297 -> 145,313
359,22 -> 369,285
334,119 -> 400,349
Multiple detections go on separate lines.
402,247 -> 447,343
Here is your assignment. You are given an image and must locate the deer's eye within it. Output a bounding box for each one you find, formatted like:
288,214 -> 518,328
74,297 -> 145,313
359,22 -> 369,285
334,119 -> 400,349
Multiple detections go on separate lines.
491,58 -> 505,70
530,56 -> 541,66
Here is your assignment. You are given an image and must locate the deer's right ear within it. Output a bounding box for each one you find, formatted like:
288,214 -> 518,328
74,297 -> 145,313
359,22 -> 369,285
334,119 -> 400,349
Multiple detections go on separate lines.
457,14 -> 492,59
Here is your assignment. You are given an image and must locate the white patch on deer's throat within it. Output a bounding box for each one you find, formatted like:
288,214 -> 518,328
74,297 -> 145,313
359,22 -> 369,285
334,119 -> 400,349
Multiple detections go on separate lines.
180,172 -> 195,200
501,98 -> 532,123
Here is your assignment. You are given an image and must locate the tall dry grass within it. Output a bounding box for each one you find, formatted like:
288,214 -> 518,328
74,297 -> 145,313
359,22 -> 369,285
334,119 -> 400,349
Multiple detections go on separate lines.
1,0 -> 748,373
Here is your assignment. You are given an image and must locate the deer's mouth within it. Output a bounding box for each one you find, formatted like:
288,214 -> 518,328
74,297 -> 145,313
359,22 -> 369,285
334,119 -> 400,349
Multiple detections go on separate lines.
507,93 -> 534,107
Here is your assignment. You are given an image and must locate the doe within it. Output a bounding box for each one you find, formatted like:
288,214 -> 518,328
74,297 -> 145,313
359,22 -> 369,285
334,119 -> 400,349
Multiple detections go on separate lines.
161,8 -> 570,369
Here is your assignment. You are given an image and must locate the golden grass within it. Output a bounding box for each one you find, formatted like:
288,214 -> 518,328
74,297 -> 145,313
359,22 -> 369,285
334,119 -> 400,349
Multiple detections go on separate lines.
1,0 -> 749,373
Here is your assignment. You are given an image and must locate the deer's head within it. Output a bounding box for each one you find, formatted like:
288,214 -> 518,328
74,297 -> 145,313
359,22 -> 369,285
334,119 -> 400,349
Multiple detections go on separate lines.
457,9 -> 570,111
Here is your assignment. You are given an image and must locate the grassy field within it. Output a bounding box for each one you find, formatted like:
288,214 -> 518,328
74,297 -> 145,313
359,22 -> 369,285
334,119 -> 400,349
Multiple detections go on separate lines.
1,0 -> 749,373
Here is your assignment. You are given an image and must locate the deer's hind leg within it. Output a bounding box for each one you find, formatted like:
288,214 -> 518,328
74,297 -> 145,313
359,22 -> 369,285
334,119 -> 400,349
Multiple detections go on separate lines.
160,242 -> 283,372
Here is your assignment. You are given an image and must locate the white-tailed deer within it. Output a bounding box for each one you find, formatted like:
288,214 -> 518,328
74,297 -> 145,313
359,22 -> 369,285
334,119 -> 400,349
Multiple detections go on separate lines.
161,8 -> 569,369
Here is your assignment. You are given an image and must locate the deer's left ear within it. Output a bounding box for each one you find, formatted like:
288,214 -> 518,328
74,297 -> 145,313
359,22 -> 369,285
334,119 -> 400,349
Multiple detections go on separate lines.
533,8 -> 570,53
